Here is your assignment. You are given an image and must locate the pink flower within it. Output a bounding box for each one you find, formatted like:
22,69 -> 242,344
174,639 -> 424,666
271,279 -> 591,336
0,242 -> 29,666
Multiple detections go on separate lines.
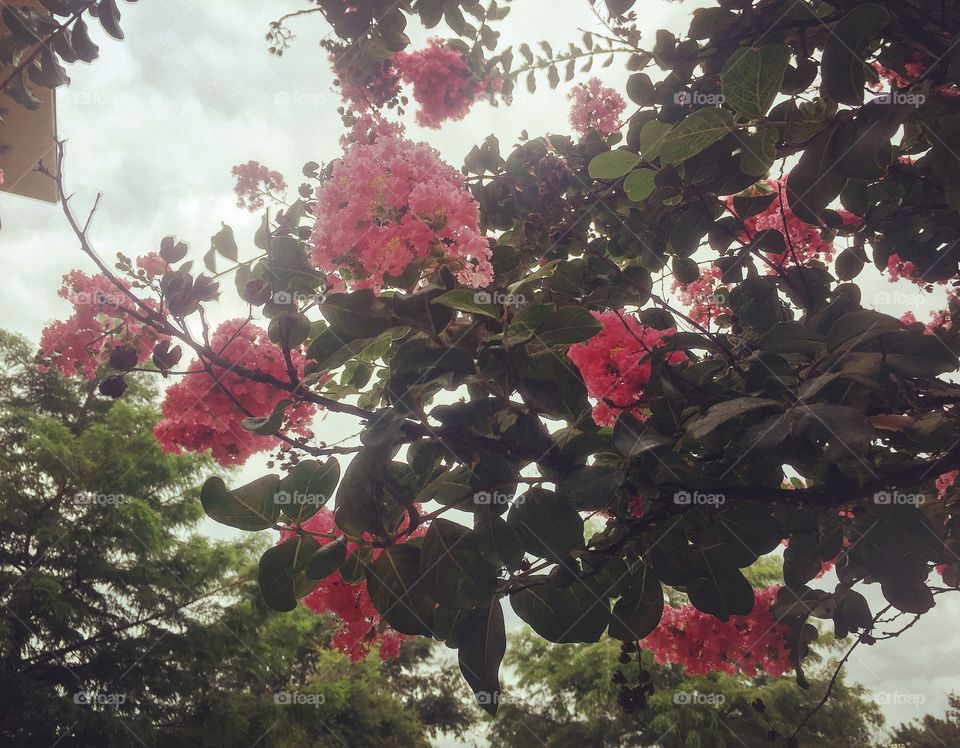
329,46 -> 402,109
727,178 -> 851,271
568,311 -> 686,427
393,39 -> 487,128
937,470 -> 958,499
643,586 -> 792,678
568,77 -> 627,137
672,264 -> 731,326
136,252 -> 168,279
38,271 -> 166,380
153,319 -> 316,466
310,132 -> 492,292
280,508 -> 426,661
231,161 -> 287,212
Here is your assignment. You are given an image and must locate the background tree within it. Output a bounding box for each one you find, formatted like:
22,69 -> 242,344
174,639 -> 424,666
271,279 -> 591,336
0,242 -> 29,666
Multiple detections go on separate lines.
490,630 -> 882,748
0,330 -> 475,747
889,693 -> 960,748
23,0 -> 960,744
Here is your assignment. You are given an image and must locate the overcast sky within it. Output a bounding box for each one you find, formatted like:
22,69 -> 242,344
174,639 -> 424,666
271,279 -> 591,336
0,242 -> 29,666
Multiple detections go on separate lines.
1,0 -> 958,743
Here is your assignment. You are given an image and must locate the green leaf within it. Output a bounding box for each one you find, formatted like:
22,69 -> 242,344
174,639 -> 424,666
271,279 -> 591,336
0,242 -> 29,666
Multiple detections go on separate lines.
613,414 -> 672,458
211,223 -> 239,261
200,475 -> 281,531
334,449 -> 406,537
623,168 -> 657,201
278,458 -> 340,524
433,289 -> 500,320
475,509 -> 525,570
821,4 -> 890,105
588,150 -> 641,180
421,519 -> 498,608
721,44 -> 791,120
503,303 -> 556,347
557,466 -> 624,511
268,313 -> 312,348
305,537 -> 348,580
366,544 -> 435,635
507,488 -> 584,561
687,561 -> 755,621
240,399 -> 291,436
658,108 -> 736,165
686,397 -> 782,440
510,574 -> 610,643
258,535 -> 322,612
458,601 -> 507,716
786,127 -> 846,225
826,310 -> 902,352
609,560 -> 664,640
321,290 -> 395,338
534,306 -> 603,346
739,127 -> 779,177
638,120 -> 672,160
759,322 -> 827,355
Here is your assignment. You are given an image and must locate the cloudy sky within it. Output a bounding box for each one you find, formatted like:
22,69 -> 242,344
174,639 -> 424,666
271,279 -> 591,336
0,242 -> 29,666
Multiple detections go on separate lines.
1,0 -> 958,742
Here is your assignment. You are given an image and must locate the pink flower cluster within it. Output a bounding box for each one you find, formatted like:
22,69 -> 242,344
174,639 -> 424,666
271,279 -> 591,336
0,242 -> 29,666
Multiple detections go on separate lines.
671,264 -> 731,326
727,179 -> 858,271
231,161 -> 287,212
38,270 -> 165,380
330,48 -> 402,109
886,253 -> 919,283
136,252 -> 168,279
154,319 -> 315,466
281,508 -> 425,661
643,586 -> 792,677
937,470 -> 959,499
568,77 -> 627,137
393,39 -> 490,128
309,132 -> 493,292
568,310 -> 686,427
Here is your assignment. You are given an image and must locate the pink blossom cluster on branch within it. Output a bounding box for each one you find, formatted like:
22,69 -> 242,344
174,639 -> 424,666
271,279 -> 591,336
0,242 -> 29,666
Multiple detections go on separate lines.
309,131 -> 493,292
671,264 -> 731,327
568,77 -> 627,137
232,160 -> 287,212
38,270 -> 166,380
643,586 -> 792,677
280,508 -> 425,661
393,39 -> 494,128
726,179 -> 858,272
568,310 -> 686,427
153,319 -> 316,466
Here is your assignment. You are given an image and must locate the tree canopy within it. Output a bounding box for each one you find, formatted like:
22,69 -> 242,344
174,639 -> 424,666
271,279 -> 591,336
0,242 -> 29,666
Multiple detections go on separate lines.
4,0 -> 960,744
0,330 -> 473,747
